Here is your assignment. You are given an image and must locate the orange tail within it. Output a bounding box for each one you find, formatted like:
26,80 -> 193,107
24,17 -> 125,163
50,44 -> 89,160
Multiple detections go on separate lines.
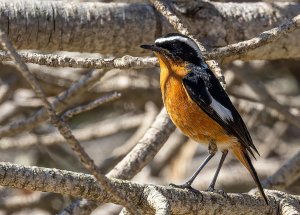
232,146 -> 268,204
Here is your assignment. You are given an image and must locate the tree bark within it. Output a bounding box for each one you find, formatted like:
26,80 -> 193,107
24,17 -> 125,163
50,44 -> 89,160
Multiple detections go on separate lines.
1,1 -> 300,60
1,162 -> 300,215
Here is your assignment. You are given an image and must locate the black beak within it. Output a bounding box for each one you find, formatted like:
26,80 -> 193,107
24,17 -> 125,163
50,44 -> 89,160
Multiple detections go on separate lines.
140,44 -> 162,52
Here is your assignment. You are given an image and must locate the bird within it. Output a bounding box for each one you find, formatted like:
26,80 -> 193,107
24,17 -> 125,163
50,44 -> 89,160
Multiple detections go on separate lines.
141,33 -> 268,204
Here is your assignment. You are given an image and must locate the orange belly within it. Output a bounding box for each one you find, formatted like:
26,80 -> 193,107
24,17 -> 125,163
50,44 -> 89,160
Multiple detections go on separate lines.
161,73 -> 235,147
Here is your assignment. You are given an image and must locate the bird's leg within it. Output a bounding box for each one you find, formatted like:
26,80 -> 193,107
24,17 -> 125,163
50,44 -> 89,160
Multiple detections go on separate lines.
207,149 -> 228,195
170,141 -> 217,191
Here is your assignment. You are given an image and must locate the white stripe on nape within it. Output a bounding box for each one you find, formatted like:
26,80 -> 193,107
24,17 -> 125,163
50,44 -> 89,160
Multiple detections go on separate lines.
155,36 -> 202,58
209,92 -> 233,122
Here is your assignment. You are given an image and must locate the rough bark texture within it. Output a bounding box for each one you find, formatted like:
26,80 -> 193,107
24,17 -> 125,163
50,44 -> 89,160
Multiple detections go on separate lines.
1,1 -> 300,60
0,1 -> 157,55
1,162 -> 299,215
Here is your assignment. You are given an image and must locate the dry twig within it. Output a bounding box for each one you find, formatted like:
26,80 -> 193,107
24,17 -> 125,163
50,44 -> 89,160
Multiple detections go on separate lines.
60,108 -> 175,214
0,51 -> 158,69
208,14 -> 300,60
231,62 -> 300,128
0,69 -> 105,138
61,92 -> 121,121
0,30 -> 139,214
0,113 -> 144,150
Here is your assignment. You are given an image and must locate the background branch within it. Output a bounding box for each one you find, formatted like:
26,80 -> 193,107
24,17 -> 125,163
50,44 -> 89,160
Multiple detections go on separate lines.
0,29 -> 138,214
0,1 -> 299,60
263,150 -> 300,190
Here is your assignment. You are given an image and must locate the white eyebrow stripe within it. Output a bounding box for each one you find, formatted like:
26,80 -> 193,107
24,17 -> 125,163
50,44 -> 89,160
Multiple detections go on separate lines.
155,36 -> 202,58
208,91 -> 233,122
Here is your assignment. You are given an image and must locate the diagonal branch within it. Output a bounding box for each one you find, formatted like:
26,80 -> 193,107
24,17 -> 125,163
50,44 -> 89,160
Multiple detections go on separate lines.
0,30 -> 139,214
61,92 -> 121,121
0,69 -> 105,139
208,13 -> 300,61
108,108 -> 175,179
59,108 -> 175,214
150,0 -> 226,87
0,113 -> 144,150
262,150 -> 300,190
231,62 -> 300,128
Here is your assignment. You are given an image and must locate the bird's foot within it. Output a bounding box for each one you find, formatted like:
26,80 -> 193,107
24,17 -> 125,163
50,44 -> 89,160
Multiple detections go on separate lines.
169,183 -> 200,194
207,186 -> 228,197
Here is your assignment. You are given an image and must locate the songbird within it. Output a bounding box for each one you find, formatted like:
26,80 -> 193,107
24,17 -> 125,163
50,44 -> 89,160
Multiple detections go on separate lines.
141,33 -> 268,204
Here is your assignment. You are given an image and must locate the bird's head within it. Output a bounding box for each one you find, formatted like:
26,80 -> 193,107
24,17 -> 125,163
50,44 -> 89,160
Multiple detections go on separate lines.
141,33 -> 203,66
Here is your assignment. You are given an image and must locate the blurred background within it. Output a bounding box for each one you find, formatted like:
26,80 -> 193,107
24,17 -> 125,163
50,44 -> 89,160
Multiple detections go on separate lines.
0,0 -> 300,214
0,52 -> 299,214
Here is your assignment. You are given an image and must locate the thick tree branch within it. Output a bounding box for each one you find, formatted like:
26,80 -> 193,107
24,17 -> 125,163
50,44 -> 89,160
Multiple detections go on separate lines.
0,1 -> 300,60
0,11 -> 299,69
1,162 -> 299,215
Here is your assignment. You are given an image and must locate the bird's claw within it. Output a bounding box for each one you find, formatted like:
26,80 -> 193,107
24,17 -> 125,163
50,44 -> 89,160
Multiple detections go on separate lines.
207,186 -> 228,197
169,183 -> 200,194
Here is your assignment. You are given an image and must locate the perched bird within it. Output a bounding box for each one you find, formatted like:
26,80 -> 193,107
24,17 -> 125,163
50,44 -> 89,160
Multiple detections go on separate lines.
141,33 -> 268,204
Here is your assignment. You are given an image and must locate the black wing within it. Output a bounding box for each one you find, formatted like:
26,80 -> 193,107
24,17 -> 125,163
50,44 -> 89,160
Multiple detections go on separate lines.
182,66 -> 259,157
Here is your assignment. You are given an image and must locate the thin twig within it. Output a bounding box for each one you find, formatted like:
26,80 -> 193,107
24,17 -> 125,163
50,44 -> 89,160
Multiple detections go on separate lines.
59,108 -> 175,214
0,113 -> 144,150
0,69 -> 105,138
231,62 -> 300,128
0,51 -> 158,69
207,14 -> 300,60
62,92 -> 121,121
0,30 -> 139,214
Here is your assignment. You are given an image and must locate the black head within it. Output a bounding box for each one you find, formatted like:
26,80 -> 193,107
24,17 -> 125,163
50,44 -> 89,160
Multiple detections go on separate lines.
141,33 -> 203,65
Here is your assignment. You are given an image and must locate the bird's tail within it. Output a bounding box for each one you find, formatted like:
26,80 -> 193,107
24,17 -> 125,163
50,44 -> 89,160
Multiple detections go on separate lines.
232,146 -> 268,204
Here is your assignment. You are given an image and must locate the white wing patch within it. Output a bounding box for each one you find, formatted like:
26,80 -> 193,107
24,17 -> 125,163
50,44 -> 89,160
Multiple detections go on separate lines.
208,91 -> 233,122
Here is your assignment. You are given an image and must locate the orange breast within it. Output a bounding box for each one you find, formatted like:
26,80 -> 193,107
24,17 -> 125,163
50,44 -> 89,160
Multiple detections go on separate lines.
158,56 -> 235,146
